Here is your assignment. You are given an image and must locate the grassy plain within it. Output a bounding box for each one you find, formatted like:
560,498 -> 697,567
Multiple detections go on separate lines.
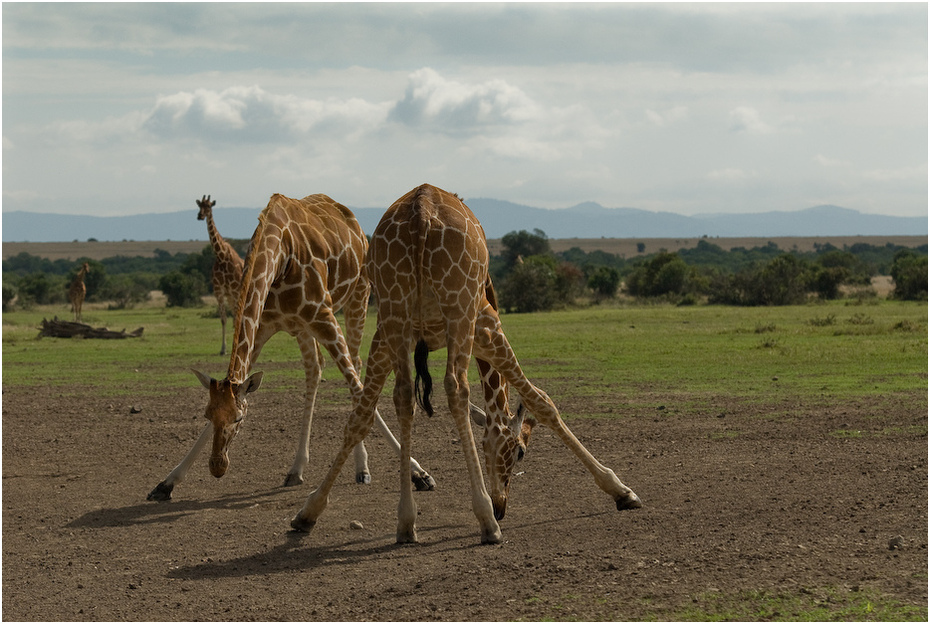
3,298 -> 926,410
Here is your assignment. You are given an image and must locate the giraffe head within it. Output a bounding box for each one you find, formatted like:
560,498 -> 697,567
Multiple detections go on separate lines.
192,369 -> 263,477
196,195 -> 216,221
472,360 -> 536,521
80,262 -> 90,275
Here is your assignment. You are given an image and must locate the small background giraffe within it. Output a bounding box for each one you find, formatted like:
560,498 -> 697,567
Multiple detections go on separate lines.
68,261 -> 90,322
197,195 -> 245,355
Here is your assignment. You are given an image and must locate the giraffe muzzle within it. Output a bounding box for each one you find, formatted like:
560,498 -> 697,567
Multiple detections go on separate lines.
492,495 -> 507,521
209,453 -> 230,478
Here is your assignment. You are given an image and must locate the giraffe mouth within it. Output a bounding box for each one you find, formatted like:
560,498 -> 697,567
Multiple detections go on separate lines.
209,452 -> 230,478
492,495 -> 507,521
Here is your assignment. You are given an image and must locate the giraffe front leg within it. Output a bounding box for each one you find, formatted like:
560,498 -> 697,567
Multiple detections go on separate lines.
284,336 -> 323,487
147,422 -> 213,501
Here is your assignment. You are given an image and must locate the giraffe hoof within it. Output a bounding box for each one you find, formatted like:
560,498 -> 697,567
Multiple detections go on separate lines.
282,473 -> 304,487
412,473 -> 436,491
481,528 -> 503,545
290,516 -> 316,533
616,492 -> 643,510
146,481 -> 173,502
356,472 -> 372,485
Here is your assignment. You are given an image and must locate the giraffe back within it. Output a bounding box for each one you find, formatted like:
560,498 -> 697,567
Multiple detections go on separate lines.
230,193 -> 368,377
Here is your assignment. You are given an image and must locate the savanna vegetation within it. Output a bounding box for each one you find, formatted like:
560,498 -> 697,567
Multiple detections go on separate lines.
2,232 -> 926,314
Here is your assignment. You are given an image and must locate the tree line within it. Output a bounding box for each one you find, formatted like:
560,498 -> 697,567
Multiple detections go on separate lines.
2,232 -> 926,313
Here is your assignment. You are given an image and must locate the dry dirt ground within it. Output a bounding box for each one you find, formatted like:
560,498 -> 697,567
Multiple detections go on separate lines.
2,378 -> 926,621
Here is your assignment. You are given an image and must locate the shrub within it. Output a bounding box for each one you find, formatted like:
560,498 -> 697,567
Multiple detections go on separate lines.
625,251 -> 689,298
2,282 -> 17,311
588,266 -> 621,300
500,256 -> 556,313
159,271 -> 207,308
890,249 -> 928,301
17,272 -> 66,307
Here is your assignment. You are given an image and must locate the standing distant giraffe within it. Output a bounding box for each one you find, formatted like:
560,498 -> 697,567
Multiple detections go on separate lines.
69,262 -> 90,322
197,195 -> 245,356
291,184 -> 641,544
148,193 -> 434,502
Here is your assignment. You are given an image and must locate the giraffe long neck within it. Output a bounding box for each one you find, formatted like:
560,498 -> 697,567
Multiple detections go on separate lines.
226,214 -> 284,384
204,211 -> 226,256
476,357 -> 509,424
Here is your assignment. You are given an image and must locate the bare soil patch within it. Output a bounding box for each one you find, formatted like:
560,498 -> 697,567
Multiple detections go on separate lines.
2,376 -> 926,621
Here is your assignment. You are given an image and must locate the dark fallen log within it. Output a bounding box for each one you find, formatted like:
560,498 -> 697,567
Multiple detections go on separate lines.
38,317 -> 144,339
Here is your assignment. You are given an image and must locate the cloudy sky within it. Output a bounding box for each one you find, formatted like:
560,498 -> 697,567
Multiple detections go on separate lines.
2,2 -> 927,222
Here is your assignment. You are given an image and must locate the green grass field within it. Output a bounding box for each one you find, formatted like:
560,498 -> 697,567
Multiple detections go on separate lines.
3,299 -> 926,408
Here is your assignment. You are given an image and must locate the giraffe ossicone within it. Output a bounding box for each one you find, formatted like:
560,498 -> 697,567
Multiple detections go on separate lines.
290,183 -> 640,546
147,193 -> 434,503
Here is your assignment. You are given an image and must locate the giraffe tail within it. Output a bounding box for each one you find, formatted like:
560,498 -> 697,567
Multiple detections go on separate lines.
414,338 -> 433,417
412,185 -> 434,417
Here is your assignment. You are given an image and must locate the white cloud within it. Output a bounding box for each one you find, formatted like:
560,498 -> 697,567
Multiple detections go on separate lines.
708,168 -> 756,181
645,106 -> 689,127
389,68 -> 542,134
863,164 -> 927,182
728,107 -> 775,135
815,154 -> 851,168
142,86 -> 391,144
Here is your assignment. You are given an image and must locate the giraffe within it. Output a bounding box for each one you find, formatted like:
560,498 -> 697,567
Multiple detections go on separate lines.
291,184 -> 641,544
197,195 -> 245,356
147,192 -> 434,502
69,262 -> 90,322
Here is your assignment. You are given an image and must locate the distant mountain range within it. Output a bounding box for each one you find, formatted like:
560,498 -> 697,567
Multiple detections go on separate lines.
2,200 -> 926,243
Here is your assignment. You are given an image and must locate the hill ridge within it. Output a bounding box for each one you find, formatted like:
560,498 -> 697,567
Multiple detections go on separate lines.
3,200 -> 926,242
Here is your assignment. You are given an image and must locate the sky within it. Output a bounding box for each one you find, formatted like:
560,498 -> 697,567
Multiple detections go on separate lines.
2,2 -> 927,221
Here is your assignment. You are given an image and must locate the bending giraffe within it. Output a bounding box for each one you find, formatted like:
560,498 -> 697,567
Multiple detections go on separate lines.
147,193 -> 434,502
69,262 -> 90,322
291,184 -> 641,544
197,195 -> 245,356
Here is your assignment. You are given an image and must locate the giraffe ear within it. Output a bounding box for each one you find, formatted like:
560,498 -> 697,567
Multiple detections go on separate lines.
192,369 -> 213,390
469,402 -> 489,428
239,371 -> 263,397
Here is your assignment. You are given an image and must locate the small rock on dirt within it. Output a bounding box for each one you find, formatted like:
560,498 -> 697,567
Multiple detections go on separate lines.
349,520 -> 364,530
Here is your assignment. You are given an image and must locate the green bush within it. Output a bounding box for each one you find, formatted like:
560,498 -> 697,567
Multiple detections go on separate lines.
625,251 -> 689,297
500,256 -> 556,313
588,266 -> 621,300
16,272 -> 67,307
159,270 -> 207,308
890,249 -> 928,301
3,282 -> 17,311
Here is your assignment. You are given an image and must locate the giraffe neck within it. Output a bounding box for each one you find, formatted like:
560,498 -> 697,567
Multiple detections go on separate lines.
226,214 -> 282,385
204,211 -> 228,258
476,358 -> 509,426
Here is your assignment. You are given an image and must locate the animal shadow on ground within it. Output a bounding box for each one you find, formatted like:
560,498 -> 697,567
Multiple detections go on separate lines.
65,490 -> 286,530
